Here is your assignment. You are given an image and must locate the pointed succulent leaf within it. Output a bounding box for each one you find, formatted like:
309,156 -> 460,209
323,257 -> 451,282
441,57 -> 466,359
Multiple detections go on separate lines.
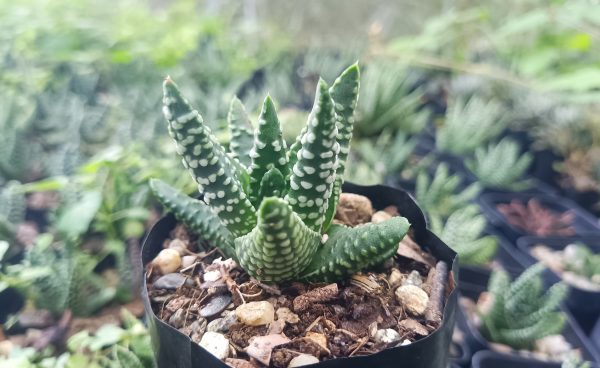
235,197 -> 321,283
494,312 -> 566,349
227,97 -> 255,168
329,62 -> 360,180
285,79 -> 339,232
162,78 -> 256,236
286,125 -> 307,172
248,96 -> 290,207
258,167 -> 286,200
316,64 -> 361,232
301,216 -> 410,282
149,179 -> 236,259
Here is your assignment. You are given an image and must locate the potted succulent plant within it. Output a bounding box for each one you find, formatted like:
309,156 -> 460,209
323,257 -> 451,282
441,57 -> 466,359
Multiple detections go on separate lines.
457,264 -> 600,364
471,350 -> 598,368
516,236 -> 600,334
141,64 -> 458,367
478,192 -> 600,242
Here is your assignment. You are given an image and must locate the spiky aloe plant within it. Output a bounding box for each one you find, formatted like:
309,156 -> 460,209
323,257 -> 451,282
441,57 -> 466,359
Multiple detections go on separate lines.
479,263 -> 568,350
466,138 -> 532,190
151,64 -> 411,283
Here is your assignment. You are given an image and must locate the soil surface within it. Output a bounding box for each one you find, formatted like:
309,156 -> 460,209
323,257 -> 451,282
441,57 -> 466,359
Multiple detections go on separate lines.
146,194 -> 452,367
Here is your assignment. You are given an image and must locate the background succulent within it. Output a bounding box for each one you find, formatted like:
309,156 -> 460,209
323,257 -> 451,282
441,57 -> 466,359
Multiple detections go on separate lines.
151,64 -> 411,283
466,138 -> 532,190
429,205 -> 497,265
436,97 -> 506,156
415,163 -> 481,221
479,263 -> 568,350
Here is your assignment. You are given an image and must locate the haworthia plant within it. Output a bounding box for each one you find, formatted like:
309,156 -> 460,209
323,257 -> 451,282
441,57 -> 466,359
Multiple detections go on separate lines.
466,138 -> 532,190
430,205 -> 497,265
151,64 -> 411,283
479,263 -> 568,350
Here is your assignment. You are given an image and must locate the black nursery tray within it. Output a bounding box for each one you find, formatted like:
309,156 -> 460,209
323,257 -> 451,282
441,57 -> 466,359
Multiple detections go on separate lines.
140,183 -> 459,368
472,350 -> 599,368
516,236 -> 600,334
455,267 -> 600,363
478,192 -> 600,242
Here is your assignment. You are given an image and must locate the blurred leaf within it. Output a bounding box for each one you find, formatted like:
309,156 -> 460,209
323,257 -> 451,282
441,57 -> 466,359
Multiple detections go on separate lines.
56,190 -> 102,238
89,324 -> 125,351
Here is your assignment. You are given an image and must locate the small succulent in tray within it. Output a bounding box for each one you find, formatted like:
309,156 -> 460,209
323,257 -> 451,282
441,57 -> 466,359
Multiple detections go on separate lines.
151,63 -> 411,283
466,138 -> 532,191
562,353 -> 591,368
563,243 -> 600,287
415,163 -> 481,221
436,96 -> 506,156
496,199 -> 575,236
479,263 -> 568,350
429,205 -> 497,265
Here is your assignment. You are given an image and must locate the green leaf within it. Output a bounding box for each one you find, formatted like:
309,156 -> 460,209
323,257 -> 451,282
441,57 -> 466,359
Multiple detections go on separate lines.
247,95 -> 289,207
235,197 -> 321,283
227,97 -> 254,168
149,179 -> 236,259
56,191 -> 102,239
162,78 -> 256,237
258,167 -> 286,200
89,325 -> 125,351
301,216 -> 410,282
285,79 -> 338,232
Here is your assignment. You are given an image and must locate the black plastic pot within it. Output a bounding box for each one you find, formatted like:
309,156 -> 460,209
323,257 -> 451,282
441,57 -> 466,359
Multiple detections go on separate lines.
449,326 -> 471,367
516,236 -> 600,334
141,183 -> 458,368
455,268 -> 600,363
592,318 -> 600,352
0,287 -> 25,324
472,350 -> 599,368
561,185 -> 600,218
529,148 -> 562,189
478,192 -> 600,242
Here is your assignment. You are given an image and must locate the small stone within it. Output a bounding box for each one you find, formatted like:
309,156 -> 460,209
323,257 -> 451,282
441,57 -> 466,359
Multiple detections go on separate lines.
402,270 -> 423,287
534,335 -> 572,360
236,301 -> 275,326
181,255 -> 197,269
168,238 -> 188,255
395,285 -> 429,316
288,354 -> 320,367
276,308 -> 300,324
372,210 -> 392,224
168,309 -> 186,328
246,334 -> 290,366
207,313 -> 238,333
373,329 -> 401,345
398,318 -> 429,336
152,249 -> 181,274
388,269 -> 403,288
200,294 -> 232,318
190,318 -> 207,336
204,270 -> 222,282
334,193 -> 374,226
305,332 -> 328,351
153,273 -> 193,290
199,332 -> 230,360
